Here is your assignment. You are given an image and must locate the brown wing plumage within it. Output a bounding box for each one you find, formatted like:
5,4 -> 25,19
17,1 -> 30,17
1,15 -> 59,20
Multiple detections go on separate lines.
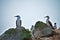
48,21 -> 54,29
20,20 -> 22,26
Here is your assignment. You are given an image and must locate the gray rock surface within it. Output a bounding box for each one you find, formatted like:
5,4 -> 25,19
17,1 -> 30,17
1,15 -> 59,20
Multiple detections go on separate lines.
0,28 -> 23,40
32,21 -> 53,40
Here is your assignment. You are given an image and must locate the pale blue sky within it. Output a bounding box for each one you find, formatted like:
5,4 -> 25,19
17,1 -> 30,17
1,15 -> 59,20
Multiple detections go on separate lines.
0,0 -> 60,35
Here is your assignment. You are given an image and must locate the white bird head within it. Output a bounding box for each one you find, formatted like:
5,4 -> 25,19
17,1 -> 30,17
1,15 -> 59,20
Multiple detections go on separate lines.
54,23 -> 56,25
44,16 -> 50,19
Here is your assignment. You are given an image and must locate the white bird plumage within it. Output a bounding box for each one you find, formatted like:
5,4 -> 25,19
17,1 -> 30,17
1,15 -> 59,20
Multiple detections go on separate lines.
44,16 -> 54,29
15,15 -> 22,29
54,23 -> 57,29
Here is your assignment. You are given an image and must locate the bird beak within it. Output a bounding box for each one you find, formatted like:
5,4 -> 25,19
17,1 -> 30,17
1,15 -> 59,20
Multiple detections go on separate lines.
14,16 -> 17,17
44,16 -> 46,18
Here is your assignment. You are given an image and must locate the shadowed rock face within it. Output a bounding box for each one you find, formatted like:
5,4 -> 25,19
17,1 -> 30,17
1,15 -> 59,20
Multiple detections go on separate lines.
0,21 -> 60,40
0,27 -> 31,40
31,21 -> 60,40
33,21 -> 53,38
0,28 -> 22,40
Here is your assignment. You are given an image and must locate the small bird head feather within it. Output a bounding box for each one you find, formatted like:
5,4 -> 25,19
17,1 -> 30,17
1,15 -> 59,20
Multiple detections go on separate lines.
44,16 -> 50,19
14,15 -> 20,19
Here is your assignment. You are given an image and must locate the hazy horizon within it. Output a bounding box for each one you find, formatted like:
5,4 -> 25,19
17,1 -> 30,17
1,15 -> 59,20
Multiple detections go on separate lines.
0,0 -> 60,35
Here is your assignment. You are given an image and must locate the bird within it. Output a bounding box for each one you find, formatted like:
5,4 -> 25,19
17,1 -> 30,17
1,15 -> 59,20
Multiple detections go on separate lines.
54,23 -> 57,29
44,16 -> 54,29
31,25 -> 35,34
15,15 -> 22,29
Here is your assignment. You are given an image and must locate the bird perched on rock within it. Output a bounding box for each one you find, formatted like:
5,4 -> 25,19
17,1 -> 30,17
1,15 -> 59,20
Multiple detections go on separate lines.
54,23 -> 57,29
31,25 -> 35,35
15,15 -> 22,29
44,16 -> 54,29
15,15 -> 23,40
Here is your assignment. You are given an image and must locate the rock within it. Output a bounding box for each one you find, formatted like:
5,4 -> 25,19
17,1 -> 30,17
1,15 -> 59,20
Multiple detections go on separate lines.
33,21 -> 53,38
54,35 -> 60,40
0,28 -> 22,40
0,27 -> 31,40
40,27 -> 52,37
30,21 -> 60,40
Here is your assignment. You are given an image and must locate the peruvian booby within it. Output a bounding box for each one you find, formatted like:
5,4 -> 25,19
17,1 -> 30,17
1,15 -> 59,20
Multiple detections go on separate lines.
15,15 -> 22,29
54,23 -> 57,29
31,25 -> 35,35
44,16 -> 54,29
31,25 -> 34,31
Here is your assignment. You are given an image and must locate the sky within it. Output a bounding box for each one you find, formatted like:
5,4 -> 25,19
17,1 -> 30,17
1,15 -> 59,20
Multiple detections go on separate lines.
0,0 -> 60,35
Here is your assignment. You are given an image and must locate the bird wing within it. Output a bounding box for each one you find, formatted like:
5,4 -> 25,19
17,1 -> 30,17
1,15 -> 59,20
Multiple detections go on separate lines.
48,21 -> 54,29
20,20 -> 22,26
16,20 -> 18,27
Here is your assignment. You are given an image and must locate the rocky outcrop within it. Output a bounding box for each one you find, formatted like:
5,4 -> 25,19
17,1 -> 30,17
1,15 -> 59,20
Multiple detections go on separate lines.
0,21 -> 60,40
0,27 -> 31,40
31,21 -> 53,39
31,21 -> 60,40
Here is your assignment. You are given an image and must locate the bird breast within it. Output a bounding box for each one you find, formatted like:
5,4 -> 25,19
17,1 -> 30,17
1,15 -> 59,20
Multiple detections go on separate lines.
16,20 -> 21,26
